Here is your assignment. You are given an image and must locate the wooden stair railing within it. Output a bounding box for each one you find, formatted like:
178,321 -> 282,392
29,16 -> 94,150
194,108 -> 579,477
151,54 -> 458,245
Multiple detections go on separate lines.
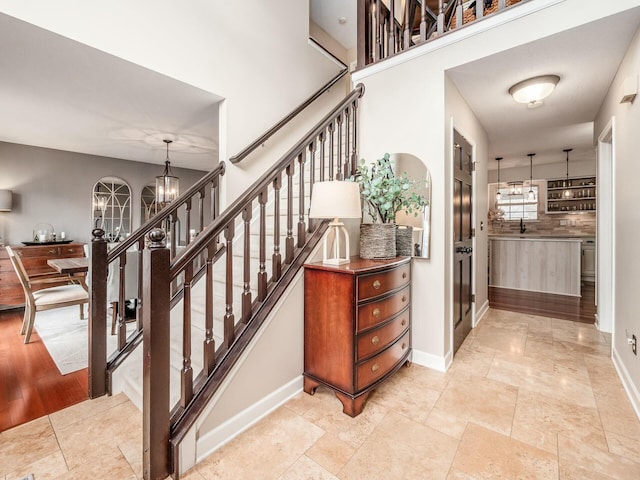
141,84 -> 364,479
357,0 -> 524,68
89,164 -> 225,398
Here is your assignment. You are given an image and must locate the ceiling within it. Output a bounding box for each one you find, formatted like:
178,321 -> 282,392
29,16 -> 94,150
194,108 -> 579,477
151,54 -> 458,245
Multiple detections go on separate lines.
310,0 -> 358,50
3,5 -> 639,173
0,13 -> 221,171
312,2 -> 640,170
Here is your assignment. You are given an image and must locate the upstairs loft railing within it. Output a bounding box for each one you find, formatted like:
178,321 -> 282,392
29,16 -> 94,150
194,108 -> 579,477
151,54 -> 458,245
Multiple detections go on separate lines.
357,0 -> 524,68
89,164 -> 224,397
137,84 -> 364,479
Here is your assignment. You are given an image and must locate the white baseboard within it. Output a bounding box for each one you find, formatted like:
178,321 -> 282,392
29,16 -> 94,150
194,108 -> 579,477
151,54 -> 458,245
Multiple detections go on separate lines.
411,349 -> 450,372
193,376 -> 303,468
612,347 -> 640,421
474,300 -> 490,327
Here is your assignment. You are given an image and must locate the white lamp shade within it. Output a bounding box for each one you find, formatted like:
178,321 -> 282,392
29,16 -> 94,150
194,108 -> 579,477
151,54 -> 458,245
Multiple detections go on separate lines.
0,190 -> 12,212
309,181 -> 361,219
509,75 -> 560,104
395,208 -> 424,228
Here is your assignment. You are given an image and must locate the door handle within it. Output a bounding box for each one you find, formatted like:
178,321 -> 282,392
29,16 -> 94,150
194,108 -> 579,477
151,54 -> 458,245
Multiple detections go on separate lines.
456,246 -> 473,254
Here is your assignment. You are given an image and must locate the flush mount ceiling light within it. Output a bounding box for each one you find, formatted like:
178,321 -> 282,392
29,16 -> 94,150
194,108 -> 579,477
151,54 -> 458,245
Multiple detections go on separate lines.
509,75 -> 560,109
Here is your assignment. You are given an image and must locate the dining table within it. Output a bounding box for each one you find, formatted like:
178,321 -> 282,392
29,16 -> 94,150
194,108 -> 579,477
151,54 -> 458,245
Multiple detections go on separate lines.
47,256 -> 89,274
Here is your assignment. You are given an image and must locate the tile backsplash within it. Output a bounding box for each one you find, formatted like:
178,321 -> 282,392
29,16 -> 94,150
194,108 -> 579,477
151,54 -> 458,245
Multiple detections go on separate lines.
488,211 -> 596,236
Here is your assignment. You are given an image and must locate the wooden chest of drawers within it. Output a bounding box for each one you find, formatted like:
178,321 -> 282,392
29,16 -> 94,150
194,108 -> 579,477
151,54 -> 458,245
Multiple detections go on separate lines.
0,243 -> 86,307
303,256 -> 411,417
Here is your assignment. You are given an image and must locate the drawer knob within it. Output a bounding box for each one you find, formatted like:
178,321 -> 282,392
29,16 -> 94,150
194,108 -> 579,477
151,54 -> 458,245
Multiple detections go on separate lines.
402,342 -> 407,350
401,295 -> 407,303
48,249 -> 57,254
402,272 -> 407,279
401,318 -> 407,326
372,308 -> 381,318
371,363 -> 379,373
373,280 -> 381,290
371,335 -> 380,345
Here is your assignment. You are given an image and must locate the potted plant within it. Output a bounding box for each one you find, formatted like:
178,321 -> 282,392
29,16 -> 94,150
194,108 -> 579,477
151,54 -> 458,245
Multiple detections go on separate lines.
352,153 -> 429,258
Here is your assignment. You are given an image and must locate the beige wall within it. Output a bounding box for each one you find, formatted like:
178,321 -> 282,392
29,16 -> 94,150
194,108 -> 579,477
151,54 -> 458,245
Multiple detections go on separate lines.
595,23 -> 640,411
0,141 -> 205,245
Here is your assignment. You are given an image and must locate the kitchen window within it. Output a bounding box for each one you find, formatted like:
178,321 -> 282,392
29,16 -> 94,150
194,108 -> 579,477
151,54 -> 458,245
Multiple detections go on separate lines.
489,181 -> 543,221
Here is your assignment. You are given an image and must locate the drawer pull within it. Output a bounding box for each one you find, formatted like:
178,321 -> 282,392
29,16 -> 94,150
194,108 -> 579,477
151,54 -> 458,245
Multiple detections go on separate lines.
371,335 -> 380,345
401,295 -> 407,303
402,342 -> 407,350
402,272 -> 407,279
401,318 -> 407,326
373,280 -> 381,290
371,363 -> 379,373
48,249 -> 57,255
372,308 -> 381,318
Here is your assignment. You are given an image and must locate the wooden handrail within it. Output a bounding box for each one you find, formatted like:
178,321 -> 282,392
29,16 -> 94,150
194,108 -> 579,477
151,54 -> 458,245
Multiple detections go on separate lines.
172,83 -> 365,276
229,38 -> 348,165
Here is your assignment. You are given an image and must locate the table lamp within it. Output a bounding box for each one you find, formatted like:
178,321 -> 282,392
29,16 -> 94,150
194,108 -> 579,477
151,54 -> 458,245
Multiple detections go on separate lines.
309,181 -> 362,265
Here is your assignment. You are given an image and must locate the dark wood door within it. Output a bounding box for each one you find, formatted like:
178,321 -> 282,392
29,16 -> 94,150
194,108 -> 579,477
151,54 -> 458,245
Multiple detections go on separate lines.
453,130 -> 473,353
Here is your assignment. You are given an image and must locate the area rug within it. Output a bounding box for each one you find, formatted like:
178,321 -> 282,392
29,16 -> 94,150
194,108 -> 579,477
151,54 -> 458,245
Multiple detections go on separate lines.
33,306 -> 130,375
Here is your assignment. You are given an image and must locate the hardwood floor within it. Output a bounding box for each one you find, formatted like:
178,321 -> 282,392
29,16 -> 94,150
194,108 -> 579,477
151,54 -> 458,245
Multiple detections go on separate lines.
489,282 -> 596,323
0,308 -> 88,432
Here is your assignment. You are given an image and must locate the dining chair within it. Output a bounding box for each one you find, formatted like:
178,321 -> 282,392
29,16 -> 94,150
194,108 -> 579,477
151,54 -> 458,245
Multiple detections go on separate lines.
5,246 -> 89,344
106,249 -> 139,335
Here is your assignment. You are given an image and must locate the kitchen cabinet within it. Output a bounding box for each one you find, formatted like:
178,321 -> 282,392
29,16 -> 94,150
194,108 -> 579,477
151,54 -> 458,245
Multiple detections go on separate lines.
303,256 -> 411,417
546,176 -> 596,213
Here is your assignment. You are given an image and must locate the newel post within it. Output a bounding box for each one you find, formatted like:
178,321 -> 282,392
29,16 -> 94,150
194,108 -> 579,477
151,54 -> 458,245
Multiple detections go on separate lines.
142,228 -> 171,480
89,228 -> 107,398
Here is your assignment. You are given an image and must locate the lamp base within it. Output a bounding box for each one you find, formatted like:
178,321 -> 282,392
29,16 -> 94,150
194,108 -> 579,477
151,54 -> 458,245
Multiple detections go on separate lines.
322,219 -> 350,265
322,257 -> 350,266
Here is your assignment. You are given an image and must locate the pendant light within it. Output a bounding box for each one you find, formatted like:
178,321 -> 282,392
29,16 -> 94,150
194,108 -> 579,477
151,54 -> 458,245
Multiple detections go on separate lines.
495,157 -> 503,201
527,153 -> 536,201
562,148 -> 573,198
155,139 -> 180,205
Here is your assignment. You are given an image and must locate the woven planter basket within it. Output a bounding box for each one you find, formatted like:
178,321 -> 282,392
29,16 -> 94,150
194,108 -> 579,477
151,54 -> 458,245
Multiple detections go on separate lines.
395,225 -> 414,257
450,0 -> 521,30
360,223 -> 397,259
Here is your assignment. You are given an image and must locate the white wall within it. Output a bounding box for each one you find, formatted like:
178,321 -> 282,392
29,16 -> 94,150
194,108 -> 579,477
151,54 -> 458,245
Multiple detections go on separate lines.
356,62 -> 448,364
594,24 -> 640,413
0,0 -> 343,201
0,141 -> 205,246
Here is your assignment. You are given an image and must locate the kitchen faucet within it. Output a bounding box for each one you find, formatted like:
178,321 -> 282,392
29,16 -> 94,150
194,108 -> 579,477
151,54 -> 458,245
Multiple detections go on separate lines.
520,218 -> 526,234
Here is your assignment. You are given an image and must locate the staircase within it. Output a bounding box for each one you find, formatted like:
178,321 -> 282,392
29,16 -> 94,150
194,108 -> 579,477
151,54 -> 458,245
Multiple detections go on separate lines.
111,159 -> 315,412
88,84 -> 364,479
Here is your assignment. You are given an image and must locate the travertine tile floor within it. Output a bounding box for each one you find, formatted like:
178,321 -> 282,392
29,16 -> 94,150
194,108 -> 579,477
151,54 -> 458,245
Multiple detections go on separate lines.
2,308 -> 640,479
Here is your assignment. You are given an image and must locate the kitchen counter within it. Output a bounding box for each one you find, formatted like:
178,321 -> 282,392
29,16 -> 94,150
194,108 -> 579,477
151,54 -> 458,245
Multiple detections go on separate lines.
489,236 -> 582,296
